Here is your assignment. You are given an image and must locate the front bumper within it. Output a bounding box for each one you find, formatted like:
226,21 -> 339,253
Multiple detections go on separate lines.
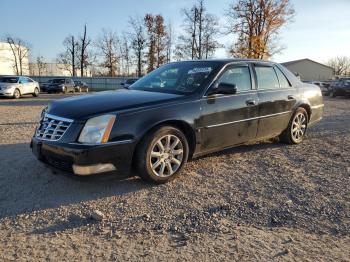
30,137 -> 135,176
0,89 -> 14,97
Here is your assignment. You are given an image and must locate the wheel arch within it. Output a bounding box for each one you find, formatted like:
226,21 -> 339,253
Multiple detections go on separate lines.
294,102 -> 311,122
132,119 -> 197,164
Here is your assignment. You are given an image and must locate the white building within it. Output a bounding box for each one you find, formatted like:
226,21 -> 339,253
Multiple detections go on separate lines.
29,63 -> 72,77
0,42 -> 29,76
281,58 -> 334,81
29,63 -> 93,77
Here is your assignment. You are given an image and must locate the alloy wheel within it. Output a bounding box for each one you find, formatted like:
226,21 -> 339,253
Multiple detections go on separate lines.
150,134 -> 184,177
291,112 -> 307,142
14,89 -> 20,99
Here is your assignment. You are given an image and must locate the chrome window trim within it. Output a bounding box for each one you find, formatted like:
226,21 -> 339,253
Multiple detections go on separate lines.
203,111 -> 291,129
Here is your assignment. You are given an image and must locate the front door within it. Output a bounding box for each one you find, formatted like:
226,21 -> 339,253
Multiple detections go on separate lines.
198,64 -> 259,153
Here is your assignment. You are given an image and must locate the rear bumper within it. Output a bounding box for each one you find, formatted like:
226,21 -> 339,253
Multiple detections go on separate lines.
30,137 -> 135,176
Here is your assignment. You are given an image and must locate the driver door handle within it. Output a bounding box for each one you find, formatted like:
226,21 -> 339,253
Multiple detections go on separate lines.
288,95 -> 295,100
246,99 -> 257,106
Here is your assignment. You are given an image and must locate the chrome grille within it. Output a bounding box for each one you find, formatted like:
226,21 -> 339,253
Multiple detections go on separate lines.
35,113 -> 73,141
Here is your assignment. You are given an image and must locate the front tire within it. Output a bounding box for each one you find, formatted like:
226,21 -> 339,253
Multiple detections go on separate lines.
135,126 -> 189,184
33,87 -> 39,97
280,107 -> 308,144
13,89 -> 21,99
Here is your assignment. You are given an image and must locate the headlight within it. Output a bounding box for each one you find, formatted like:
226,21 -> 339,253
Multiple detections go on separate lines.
78,115 -> 116,144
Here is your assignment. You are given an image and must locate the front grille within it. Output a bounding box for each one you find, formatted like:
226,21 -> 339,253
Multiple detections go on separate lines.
35,113 -> 73,141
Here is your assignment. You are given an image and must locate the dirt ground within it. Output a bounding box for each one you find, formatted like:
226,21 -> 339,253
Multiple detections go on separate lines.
0,94 -> 349,261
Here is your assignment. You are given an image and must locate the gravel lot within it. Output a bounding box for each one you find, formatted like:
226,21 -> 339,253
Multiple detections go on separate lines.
0,93 -> 349,261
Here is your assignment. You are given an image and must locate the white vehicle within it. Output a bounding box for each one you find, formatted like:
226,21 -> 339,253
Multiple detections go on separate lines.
0,76 -> 40,99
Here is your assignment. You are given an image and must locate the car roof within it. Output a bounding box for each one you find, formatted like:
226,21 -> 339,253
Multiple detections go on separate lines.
176,58 -> 277,66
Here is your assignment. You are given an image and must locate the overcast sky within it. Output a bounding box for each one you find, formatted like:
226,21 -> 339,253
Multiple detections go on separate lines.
1,0 -> 349,64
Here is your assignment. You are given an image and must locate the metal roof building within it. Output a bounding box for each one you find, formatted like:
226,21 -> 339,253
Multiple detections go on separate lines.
281,58 -> 334,81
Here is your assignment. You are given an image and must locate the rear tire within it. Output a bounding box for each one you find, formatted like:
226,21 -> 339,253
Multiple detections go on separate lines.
32,87 -> 39,97
280,107 -> 308,144
135,126 -> 189,184
13,89 -> 21,99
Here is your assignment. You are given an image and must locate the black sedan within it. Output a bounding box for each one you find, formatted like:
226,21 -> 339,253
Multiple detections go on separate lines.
31,60 -> 324,183
329,79 -> 350,98
47,78 -> 75,94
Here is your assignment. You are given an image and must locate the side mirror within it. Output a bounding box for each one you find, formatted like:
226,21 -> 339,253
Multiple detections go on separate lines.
208,82 -> 237,96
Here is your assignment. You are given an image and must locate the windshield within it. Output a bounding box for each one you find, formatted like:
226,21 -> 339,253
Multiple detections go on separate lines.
0,77 -> 19,83
52,79 -> 65,84
130,61 -> 220,94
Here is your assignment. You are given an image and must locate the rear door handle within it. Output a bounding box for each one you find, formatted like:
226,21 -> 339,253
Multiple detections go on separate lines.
246,99 -> 257,106
288,95 -> 295,100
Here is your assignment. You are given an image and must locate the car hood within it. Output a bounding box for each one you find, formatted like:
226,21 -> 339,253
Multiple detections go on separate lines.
47,89 -> 184,120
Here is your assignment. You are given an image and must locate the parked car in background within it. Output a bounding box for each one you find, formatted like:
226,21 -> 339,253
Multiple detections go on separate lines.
40,79 -> 53,93
47,78 -> 75,94
121,78 -> 139,88
303,81 -> 330,96
31,59 -> 324,184
74,81 -> 89,93
329,78 -> 350,98
0,76 -> 40,99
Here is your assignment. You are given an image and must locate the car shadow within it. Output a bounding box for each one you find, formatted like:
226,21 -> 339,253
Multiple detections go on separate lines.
0,143 -> 153,219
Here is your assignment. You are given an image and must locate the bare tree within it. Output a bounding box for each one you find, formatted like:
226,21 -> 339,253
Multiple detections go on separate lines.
78,24 -> 91,77
225,0 -> 295,59
165,21 -> 174,63
96,29 -> 119,77
57,35 -> 78,76
129,16 -> 147,77
120,33 -> 132,76
176,0 -> 221,60
36,55 -> 46,76
327,56 -> 350,76
6,36 -> 30,75
144,14 -> 168,72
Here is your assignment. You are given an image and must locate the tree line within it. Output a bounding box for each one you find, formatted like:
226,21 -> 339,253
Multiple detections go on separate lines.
3,0 -> 350,77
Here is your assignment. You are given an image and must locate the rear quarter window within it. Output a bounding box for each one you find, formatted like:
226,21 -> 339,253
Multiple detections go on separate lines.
274,67 -> 291,88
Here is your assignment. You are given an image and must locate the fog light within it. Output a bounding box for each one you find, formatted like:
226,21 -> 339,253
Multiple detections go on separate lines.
72,163 -> 116,175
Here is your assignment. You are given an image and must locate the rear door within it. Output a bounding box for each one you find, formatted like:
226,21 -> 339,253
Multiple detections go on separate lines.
19,77 -> 28,94
254,64 -> 298,139
26,77 -> 35,93
198,64 -> 259,152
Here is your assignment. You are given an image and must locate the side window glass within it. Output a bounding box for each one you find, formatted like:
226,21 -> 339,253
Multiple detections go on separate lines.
27,77 -> 33,83
274,67 -> 291,88
218,66 -> 252,92
255,66 -> 280,90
